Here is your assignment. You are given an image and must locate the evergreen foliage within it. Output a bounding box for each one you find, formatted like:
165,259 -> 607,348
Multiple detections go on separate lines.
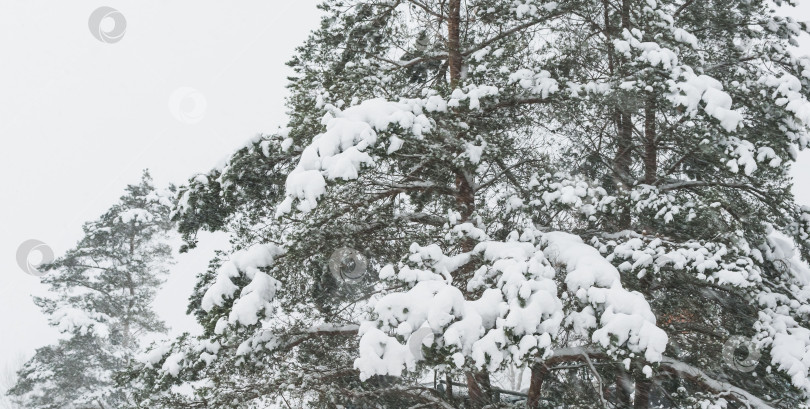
8,172 -> 174,408
63,1 -> 810,408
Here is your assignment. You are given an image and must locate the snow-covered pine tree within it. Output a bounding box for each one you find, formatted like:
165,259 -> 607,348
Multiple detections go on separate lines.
128,0 -> 810,407
7,172 -> 174,409
528,0 -> 810,407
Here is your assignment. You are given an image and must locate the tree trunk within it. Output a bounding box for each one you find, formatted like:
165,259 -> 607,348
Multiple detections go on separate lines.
634,376 -> 652,409
644,94 -> 657,185
448,0 -> 475,283
603,0 -> 614,74
616,367 -> 633,407
451,137 -> 476,289
527,363 -> 549,408
614,112 -> 633,185
448,4 -> 486,405
447,0 -> 462,87
466,370 -> 493,408
614,111 -> 633,229
612,0 -> 633,229
123,233 -> 137,349
621,0 -> 630,30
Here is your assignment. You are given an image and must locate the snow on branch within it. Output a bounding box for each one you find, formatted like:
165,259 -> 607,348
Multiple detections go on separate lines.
660,357 -> 776,409
535,347 -> 776,409
356,230 -> 668,381
200,243 -> 286,329
276,98 -> 432,215
542,232 -> 669,363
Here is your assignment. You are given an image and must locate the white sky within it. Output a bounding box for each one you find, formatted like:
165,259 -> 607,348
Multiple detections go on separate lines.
0,0 -> 809,402
0,0 -> 321,396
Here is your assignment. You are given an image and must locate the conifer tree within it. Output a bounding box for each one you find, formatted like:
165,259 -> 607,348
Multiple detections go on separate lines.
8,172 -> 174,409
128,1 -> 810,408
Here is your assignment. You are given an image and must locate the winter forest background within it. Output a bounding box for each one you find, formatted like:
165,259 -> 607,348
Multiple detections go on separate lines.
4,0 -> 810,408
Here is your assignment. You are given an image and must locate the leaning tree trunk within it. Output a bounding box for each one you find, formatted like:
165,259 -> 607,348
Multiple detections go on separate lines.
634,373 -> 652,409
466,370 -> 493,408
616,367 -> 633,407
527,363 -> 549,408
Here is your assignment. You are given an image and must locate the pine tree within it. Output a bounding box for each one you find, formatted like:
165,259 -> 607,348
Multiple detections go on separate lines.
8,172 -> 174,409
127,1 -> 810,408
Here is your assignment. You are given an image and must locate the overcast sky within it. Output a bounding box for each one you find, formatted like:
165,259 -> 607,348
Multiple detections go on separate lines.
0,0 -> 321,394
1,0 -> 809,401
